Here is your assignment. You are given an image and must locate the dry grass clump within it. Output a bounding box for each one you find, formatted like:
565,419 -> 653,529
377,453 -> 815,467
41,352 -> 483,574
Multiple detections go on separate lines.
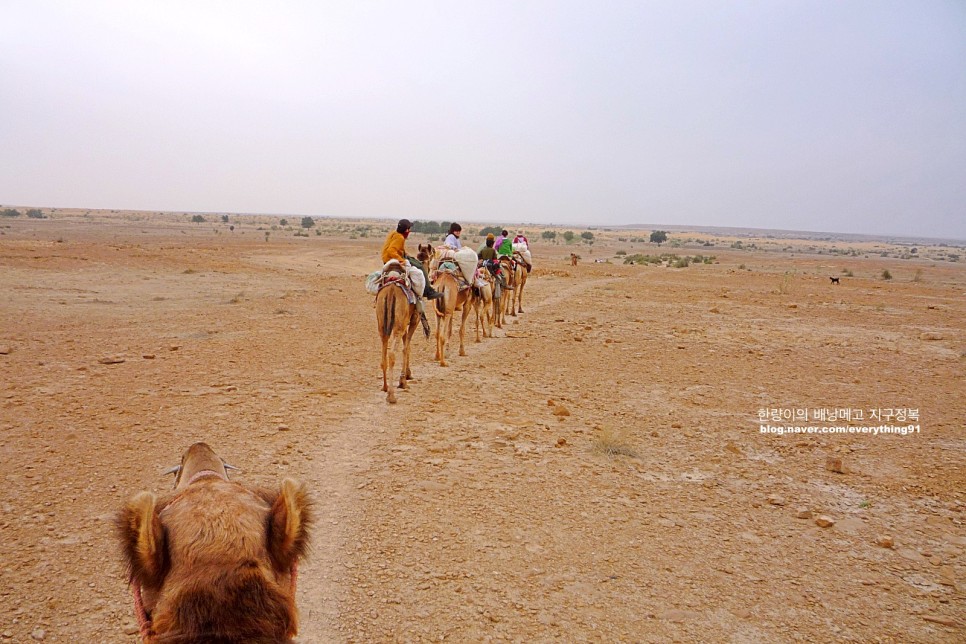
593,426 -> 639,459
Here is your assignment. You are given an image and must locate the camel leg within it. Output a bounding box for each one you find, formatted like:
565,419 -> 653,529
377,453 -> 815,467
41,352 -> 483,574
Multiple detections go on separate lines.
459,304 -> 470,356
404,314 -> 416,380
385,340 -> 397,404
437,313 -> 449,367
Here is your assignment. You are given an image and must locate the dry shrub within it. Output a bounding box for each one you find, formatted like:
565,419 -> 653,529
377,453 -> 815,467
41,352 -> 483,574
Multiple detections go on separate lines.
594,426 -> 639,459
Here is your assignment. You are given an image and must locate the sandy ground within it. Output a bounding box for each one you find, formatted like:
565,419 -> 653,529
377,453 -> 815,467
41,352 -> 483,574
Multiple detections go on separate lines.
1,213 -> 964,642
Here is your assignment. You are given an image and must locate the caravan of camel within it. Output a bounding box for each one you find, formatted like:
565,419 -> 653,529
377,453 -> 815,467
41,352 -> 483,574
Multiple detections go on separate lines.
374,226 -> 531,403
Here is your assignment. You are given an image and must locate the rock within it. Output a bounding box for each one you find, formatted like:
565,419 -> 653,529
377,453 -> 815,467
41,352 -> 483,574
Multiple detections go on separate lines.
657,609 -> 701,623
142,354 -> 155,359
922,615 -> 960,627
97,355 -> 125,365
825,457 -> 845,474
815,515 -> 835,528
876,535 -> 894,549
277,424 -> 290,431
938,566 -> 957,587
920,332 -> 943,341
31,629 -> 45,641
796,507 -> 812,519
767,495 -> 785,506
0,346 -> 11,355
552,406 -> 570,417
555,438 -> 567,447
123,623 -> 140,635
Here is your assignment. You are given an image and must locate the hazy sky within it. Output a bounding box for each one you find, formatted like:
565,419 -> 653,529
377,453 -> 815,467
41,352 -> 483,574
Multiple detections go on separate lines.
2,1 -> 964,238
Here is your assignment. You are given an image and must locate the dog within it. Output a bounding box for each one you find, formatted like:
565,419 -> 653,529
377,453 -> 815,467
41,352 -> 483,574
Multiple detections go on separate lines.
829,277 -> 840,284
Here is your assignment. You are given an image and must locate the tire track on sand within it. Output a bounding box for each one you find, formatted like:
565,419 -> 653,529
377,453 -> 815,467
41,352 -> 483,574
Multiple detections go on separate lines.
294,274 -> 619,641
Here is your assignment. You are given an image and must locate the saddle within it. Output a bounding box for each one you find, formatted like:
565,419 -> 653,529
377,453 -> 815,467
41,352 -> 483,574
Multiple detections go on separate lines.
433,261 -> 472,292
367,260 -> 416,303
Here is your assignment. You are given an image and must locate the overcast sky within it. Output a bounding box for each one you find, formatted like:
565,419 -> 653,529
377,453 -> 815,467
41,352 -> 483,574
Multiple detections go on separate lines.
2,1 -> 964,238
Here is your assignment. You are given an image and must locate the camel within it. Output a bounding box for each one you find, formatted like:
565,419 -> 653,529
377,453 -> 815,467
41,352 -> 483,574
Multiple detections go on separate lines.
116,442 -> 312,644
471,264 -> 495,341
431,269 -> 473,366
511,252 -> 529,315
375,265 -> 420,403
497,255 -> 516,323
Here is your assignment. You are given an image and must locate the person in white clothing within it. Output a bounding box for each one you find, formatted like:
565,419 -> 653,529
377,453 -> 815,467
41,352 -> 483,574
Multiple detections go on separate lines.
444,223 -> 462,249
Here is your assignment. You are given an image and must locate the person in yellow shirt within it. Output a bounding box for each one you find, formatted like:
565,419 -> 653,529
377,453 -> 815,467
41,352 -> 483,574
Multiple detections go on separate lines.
381,219 -> 442,300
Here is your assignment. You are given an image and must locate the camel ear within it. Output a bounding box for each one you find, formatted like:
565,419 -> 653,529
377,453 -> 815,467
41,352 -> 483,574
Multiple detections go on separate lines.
116,492 -> 167,589
268,478 -> 312,572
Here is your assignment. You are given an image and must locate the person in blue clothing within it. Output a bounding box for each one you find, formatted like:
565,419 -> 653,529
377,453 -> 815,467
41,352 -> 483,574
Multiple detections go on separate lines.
444,223 -> 462,249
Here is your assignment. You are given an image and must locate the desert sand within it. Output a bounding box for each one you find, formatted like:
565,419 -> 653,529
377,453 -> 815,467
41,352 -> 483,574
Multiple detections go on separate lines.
0,211 -> 963,642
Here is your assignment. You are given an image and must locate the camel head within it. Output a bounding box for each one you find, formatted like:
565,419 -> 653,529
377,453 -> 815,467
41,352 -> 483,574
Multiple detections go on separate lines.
116,443 -> 312,642
162,441 -> 237,489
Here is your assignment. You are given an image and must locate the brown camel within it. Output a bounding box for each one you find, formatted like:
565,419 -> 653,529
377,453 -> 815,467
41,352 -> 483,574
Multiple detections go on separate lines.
375,267 -> 420,403
432,270 -> 473,366
471,264 -> 494,341
116,442 -> 312,644
497,256 -> 516,323
511,252 -> 529,314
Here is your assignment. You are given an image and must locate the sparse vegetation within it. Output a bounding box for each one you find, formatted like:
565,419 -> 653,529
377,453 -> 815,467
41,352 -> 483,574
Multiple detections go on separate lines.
301,216 -> 315,228
190,215 -> 205,223
594,426 -> 639,459
777,271 -> 794,294
881,269 -> 892,280
541,230 -> 557,240
650,230 -> 668,245
562,231 -> 576,243
2,208 -> 21,217
26,209 -> 45,219
913,269 -> 923,282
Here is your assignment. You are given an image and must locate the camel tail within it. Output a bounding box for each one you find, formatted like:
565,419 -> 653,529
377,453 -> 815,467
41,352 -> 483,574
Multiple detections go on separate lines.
435,284 -> 446,315
382,291 -> 395,338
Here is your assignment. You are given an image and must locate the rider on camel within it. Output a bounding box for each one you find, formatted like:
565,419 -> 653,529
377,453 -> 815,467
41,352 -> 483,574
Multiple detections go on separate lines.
381,219 -> 444,303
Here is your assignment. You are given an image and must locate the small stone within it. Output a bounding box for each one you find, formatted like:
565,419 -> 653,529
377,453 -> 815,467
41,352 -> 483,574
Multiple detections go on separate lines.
671,423 -> 682,429
555,438 -> 567,447
922,615 -> 959,627
170,345 -> 181,351
31,629 -> 45,641
920,332 -> 943,341
123,623 -> 140,635
142,354 -> 155,359
0,345 -> 11,355
796,507 -> 812,519
552,406 -> 570,417
767,495 -> 785,506
876,535 -> 894,549
825,457 -> 845,474
2,632 -> 13,639
277,424 -> 290,431
97,356 -> 125,365
938,566 -> 957,587
815,515 -> 835,528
